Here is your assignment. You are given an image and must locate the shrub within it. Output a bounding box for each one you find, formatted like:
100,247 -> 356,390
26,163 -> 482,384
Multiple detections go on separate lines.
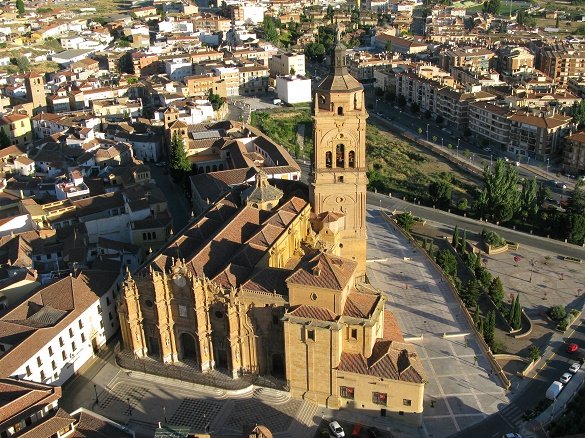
549,305 -> 567,321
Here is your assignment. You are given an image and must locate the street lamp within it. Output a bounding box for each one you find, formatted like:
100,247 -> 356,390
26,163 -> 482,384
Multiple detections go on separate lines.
546,157 -> 550,177
93,384 -> 99,406
426,124 -> 429,141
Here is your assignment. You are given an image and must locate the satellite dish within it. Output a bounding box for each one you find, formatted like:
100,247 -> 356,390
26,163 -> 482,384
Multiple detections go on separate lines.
173,275 -> 186,287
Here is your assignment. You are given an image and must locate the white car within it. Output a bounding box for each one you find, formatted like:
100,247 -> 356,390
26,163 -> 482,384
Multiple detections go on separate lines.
328,421 -> 345,438
560,372 -> 572,384
569,362 -> 581,373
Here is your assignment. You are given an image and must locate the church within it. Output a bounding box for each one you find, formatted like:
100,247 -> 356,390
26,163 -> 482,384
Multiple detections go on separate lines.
118,33 -> 426,424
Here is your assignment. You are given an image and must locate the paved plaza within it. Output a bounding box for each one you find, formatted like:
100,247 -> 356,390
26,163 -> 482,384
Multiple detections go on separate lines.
366,210 -> 511,438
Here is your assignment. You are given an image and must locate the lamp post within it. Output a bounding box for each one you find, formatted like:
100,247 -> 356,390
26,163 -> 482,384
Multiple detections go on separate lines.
93,384 -> 99,406
426,124 -> 429,141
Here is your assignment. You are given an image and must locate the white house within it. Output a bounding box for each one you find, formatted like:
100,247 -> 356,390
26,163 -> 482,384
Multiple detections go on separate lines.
1,271 -> 123,386
276,75 -> 312,104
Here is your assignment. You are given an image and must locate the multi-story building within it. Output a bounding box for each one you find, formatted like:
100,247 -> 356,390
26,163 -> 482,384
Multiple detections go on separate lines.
538,42 -> 585,85
469,101 -> 511,150
0,271 -> 122,386
563,131 -> 585,174
268,52 -> 306,78
118,36 -> 426,425
508,112 -> 572,159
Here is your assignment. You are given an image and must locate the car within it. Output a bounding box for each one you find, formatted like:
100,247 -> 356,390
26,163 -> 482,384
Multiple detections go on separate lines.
567,343 -> 579,353
329,421 -> 345,438
569,362 -> 581,373
560,372 -> 572,384
367,427 -> 381,438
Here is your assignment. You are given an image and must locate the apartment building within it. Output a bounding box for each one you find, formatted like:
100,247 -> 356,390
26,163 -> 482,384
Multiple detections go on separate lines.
563,131 -> 585,174
439,47 -> 495,74
0,271 -> 122,386
508,112 -> 572,159
268,52 -> 306,77
469,101 -> 511,149
538,42 -> 585,84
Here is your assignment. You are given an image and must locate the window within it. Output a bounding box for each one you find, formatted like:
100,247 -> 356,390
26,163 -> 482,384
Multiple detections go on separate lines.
179,305 -> 187,317
350,328 -> 358,340
59,337 -> 64,347
373,392 -> 387,406
336,144 -> 345,167
340,386 -> 354,399
403,399 -> 412,407
37,356 -> 42,366
306,329 -> 315,341
26,365 -> 31,376
48,346 -> 53,356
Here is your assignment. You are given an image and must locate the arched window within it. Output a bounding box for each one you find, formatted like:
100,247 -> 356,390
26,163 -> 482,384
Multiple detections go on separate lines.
349,150 -> 355,168
336,144 -> 345,167
337,106 -> 343,116
325,151 -> 332,168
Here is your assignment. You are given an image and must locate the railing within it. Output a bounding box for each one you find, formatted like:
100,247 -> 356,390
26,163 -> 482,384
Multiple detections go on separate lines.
115,350 -> 288,391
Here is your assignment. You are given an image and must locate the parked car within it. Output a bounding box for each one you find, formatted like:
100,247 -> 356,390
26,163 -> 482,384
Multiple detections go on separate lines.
569,362 -> 581,373
329,421 -> 345,438
567,343 -> 579,353
560,372 -> 572,384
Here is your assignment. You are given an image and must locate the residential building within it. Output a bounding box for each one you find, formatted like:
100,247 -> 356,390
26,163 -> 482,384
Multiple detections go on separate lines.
563,130 -> 585,174
276,75 -> 312,104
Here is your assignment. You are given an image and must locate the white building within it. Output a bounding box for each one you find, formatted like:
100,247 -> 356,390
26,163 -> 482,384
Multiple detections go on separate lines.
1,271 -> 122,386
165,58 -> 193,82
276,75 -> 312,104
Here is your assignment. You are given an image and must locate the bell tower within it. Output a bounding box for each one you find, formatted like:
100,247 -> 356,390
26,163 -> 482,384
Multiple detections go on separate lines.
310,29 -> 368,277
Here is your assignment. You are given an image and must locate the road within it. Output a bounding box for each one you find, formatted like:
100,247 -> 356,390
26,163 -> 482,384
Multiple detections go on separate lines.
296,160 -> 585,260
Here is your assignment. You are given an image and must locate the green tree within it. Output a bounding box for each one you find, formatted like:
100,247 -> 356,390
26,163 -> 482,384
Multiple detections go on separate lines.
520,177 -> 538,223
436,249 -> 457,278
475,159 -> 521,223
452,225 -> 459,249
16,0 -> 25,14
0,129 -> 10,147
573,100 -> 585,128
169,132 -> 190,181
460,279 -> 481,308
488,277 -> 505,308
429,179 -> 452,209
484,310 -> 496,348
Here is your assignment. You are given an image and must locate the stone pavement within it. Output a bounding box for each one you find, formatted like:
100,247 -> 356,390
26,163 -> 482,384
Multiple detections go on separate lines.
66,357 -> 320,438
365,209 -> 510,438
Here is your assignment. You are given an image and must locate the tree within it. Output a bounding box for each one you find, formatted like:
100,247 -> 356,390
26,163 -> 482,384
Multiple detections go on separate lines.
169,132 -> 190,181
484,310 -> 496,348
0,129 -> 10,147
460,280 -> 481,308
519,177 -> 538,223
452,225 -> 459,248
475,159 -> 521,223
436,249 -> 457,278
16,0 -> 25,14
429,180 -> 452,209
573,100 -> 585,128
489,277 -> 505,308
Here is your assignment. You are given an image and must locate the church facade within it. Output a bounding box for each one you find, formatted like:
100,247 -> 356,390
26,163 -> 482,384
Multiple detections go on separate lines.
118,34 -> 426,424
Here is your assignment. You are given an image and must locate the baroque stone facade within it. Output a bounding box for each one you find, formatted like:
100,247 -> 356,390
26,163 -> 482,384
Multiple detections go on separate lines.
118,32 -> 426,424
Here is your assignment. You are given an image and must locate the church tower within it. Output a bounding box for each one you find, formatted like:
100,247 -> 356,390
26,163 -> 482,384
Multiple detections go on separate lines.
310,30 -> 368,277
